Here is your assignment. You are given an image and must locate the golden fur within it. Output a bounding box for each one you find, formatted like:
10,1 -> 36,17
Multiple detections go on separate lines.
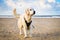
13,8 -> 35,38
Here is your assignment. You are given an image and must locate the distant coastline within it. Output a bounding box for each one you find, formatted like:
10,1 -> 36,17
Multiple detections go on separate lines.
0,15 -> 60,18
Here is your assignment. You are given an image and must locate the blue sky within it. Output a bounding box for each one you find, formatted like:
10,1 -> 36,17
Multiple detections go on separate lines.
0,0 -> 60,15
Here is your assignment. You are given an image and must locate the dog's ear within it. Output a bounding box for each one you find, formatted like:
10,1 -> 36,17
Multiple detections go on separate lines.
25,8 -> 30,16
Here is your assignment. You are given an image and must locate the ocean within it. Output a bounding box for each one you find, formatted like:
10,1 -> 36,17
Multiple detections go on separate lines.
0,15 -> 60,18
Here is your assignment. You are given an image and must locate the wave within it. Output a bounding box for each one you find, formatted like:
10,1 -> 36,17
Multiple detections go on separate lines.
0,15 -> 60,18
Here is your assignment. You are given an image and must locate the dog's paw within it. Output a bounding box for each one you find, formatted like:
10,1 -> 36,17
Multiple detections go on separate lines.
24,35 -> 28,38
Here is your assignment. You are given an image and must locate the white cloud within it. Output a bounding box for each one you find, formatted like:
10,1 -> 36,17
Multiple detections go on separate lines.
56,2 -> 60,7
31,0 -> 52,9
48,0 -> 56,3
5,0 -> 16,8
46,4 -> 52,8
4,0 -> 53,15
56,4 -> 60,7
0,0 -> 60,15
5,0 -> 52,9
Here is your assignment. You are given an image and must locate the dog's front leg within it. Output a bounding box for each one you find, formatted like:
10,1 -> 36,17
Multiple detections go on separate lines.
23,27 -> 27,38
29,29 -> 32,37
29,26 -> 33,37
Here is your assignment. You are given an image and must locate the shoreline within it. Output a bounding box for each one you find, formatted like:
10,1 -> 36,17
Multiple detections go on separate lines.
0,15 -> 60,18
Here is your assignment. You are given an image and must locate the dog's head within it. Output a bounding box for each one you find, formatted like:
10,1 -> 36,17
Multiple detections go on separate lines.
25,8 -> 35,16
25,8 -> 35,21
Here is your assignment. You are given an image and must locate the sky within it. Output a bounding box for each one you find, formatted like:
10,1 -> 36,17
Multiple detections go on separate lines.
0,0 -> 60,15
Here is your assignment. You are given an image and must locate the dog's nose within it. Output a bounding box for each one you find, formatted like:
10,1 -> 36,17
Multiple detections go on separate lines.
33,11 -> 35,14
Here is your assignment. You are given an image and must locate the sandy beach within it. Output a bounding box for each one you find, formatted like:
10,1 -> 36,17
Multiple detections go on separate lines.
0,18 -> 60,40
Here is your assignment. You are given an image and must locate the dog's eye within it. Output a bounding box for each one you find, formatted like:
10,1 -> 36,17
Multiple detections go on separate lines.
30,9 -> 32,11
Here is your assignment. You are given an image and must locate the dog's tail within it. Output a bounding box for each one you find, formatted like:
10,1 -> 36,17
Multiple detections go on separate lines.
13,8 -> 20,18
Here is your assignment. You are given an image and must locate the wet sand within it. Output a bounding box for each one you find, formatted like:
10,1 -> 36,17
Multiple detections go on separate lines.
0,18 -> 60,40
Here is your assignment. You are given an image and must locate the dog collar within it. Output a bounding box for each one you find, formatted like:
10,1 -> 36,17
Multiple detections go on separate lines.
24,18 -> 32,29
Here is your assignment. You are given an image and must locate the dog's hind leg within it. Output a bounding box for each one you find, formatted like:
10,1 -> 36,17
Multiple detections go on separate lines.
20,26 -> 23,35
18,23 -> 23,35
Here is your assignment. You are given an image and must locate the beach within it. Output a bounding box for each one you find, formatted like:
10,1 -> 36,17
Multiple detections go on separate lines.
0,18 -> 60,40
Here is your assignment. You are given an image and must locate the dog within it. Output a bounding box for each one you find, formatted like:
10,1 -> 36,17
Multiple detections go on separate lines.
13,8 -> 35,38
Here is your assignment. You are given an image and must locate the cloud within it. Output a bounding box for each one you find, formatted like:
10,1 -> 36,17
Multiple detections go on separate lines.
5,0 -> 16,9
48,0 -> 56,3
5,0 -> 52,9
56,2 -> 60,7
4,0 -> 52,15
57,4 -> 60,7
1,0 -> 60,15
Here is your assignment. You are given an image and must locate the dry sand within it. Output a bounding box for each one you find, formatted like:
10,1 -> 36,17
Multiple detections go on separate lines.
0,18 -> 60,40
